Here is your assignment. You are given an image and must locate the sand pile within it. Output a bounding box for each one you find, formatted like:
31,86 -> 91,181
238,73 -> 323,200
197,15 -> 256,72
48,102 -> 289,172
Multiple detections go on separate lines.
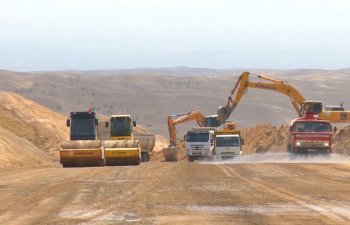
0,126 -> 54,167
0,92 -> 69,158
332,126 -> 350,155
242,124 -> 289,154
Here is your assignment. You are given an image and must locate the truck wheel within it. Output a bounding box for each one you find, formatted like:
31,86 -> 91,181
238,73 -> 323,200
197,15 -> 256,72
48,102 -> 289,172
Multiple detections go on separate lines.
141,152 -> 150,162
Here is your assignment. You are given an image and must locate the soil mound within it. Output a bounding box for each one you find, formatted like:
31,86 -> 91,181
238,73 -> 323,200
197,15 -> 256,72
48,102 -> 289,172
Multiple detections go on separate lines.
333,126 -> 350,155
0,126 -> 54,167
242,124 -> 289,154
0,92 -> 69,157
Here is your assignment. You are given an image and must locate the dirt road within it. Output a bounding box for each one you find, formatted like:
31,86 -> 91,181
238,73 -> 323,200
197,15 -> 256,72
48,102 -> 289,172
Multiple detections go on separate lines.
0,154 -> 349,224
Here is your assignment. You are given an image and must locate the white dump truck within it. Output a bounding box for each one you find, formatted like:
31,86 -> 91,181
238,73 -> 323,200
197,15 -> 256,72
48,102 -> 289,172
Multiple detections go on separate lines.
185,127 -> 216,162
213,130 -> 243,160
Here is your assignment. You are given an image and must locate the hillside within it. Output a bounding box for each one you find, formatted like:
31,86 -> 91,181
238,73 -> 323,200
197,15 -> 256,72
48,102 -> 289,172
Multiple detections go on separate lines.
0,126 -> 54,167
0,92 -> 69,157
1,69 -> 349,137
0,92 -> 170,166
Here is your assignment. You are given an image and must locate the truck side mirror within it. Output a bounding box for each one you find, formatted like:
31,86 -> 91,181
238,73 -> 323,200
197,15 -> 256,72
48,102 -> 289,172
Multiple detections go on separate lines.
183,135 -> 187,140
105,122 -> 109,127
133,121 -> 136,127
289,126 -> 293,132
241,139 -> 245,145
95,119 -> 98,126
66,119 -> 70,127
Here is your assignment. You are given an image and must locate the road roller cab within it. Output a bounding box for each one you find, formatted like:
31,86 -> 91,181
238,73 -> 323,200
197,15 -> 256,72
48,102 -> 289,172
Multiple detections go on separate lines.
103,115 -> 141,165
60,111 -> 104,167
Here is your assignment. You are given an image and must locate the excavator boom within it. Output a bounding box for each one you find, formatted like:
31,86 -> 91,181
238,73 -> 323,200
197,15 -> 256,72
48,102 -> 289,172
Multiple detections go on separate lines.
218,72 -> 306,123
163,110 -> 207,161
167,110 -> 206,146
218,71 -> 350,124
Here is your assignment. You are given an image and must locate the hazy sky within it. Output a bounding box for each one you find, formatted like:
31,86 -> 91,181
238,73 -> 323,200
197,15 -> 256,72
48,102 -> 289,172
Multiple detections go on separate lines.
0,0 -> 349,71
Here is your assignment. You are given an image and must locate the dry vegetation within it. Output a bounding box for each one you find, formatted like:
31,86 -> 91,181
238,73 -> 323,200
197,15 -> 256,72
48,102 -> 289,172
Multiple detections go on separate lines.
1,68 -> 350,137
0,69 -> 350,166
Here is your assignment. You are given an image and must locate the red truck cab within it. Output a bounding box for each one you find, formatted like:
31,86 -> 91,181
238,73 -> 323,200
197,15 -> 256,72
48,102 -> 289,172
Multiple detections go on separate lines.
287,113 -> 332,154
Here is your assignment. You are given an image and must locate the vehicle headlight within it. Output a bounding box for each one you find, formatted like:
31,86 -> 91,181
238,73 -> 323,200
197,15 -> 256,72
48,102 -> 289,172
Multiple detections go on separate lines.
296,141 -> 301,146
324,142 -> 329,147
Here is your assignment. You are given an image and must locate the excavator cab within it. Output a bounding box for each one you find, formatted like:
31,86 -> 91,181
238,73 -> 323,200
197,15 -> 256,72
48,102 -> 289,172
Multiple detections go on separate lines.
205,115 -> 221,127
301,101 -> 323,116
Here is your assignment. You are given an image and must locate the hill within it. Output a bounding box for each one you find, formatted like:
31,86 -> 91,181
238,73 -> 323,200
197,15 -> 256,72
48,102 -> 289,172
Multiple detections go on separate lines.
0,92 -> 69,158
1,68 -> 349,137
0,126 -> 54,167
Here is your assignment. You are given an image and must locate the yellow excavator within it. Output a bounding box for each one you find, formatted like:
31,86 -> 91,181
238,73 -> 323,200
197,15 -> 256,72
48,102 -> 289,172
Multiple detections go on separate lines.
217,71 -> 350,124
103,115 -> 141,165
162,110 -> 235,161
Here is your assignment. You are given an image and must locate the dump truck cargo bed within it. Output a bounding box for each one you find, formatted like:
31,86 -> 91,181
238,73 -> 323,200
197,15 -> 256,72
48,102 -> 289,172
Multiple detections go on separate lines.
134,133 -> 155,162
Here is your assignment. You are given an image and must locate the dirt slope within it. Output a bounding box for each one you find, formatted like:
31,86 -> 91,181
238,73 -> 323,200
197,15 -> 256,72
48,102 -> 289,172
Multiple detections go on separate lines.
242,124 -> 289,154
0,126 -> 54,167
0,92 -> 69,157
333,126 -> 350,155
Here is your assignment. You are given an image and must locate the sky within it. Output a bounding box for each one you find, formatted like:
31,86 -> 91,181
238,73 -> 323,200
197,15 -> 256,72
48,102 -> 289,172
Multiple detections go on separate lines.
0,0 -> 349,71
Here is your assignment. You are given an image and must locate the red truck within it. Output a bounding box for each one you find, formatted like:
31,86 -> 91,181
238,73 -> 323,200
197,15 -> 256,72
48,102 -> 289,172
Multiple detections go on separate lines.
287,112 -> 332,154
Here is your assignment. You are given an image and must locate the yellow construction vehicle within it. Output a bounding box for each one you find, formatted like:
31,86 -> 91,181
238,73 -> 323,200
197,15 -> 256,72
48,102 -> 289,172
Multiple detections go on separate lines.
60,111 -> 104,167
162,110 -> 235,161
103,115 -> 141,165
218,71 -> 350,124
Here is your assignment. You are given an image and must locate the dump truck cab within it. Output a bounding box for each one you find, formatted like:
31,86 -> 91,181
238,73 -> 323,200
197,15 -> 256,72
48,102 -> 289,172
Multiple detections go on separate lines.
185,128 -> 215,161
213,130 -> 243,160
60,111 -> 104,167
103,115 -> 141,165
288,113 -> 332,154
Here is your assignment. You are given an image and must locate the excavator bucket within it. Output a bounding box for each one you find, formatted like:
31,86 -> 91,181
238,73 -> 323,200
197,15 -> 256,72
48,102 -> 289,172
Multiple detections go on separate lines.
217,106 -> 230,123
103,140 -> 141,165
60,140 -> 104,167
162,145 -> 178,162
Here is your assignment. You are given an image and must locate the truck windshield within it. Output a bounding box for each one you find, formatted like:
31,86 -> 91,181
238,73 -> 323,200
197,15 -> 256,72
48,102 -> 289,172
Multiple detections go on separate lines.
294,121 -> 331,132
216,136 -> 240,147
186,133 -> 209,142
111,117 -> 132,136
71,118 -> 95,137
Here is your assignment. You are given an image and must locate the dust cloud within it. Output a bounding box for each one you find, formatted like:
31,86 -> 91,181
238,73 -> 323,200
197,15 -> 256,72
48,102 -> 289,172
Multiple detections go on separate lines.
201,153 -> 350,164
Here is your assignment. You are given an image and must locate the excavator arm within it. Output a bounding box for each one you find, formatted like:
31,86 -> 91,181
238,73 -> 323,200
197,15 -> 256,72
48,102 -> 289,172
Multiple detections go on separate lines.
167,110 -> 206,146
217,72 -> 306,123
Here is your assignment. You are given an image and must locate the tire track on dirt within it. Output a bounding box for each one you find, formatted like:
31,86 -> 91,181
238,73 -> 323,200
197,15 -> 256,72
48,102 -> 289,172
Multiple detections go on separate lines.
59,162 -> 177,223
0,167 -> 115,224
216,164 -> 350,224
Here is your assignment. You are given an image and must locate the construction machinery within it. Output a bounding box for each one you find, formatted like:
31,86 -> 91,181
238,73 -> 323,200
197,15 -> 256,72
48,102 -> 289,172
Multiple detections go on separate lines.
162,110 -> 222,161
185,127 -> 216,161
218,71 -> 350,124
60,111 -> 104,167
103,115 -> 141,165
134,133 -> 156,162
213,130 -> 244,160
288,112 -> 332,154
